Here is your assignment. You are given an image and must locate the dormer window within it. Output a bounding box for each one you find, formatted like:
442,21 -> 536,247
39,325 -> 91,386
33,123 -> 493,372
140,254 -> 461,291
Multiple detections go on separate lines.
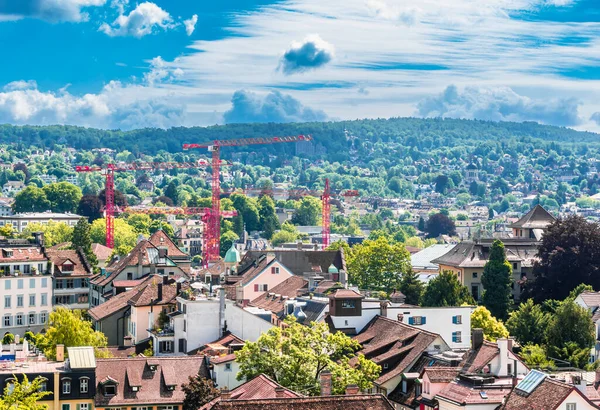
62,264 -> 74,272
341,300 -> 355,309
104,385 -> 116,396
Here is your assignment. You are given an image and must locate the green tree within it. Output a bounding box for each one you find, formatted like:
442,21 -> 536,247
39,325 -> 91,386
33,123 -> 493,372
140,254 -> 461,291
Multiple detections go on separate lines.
417,217 -> 425,232
235,318 -> 380,396
220,231 -> 239,258
271,230 -> 298,247
520,344 -> 555,369
181,375 -> 220,410
36,307 -> 108,360
12,186 -> 51,213
21,221 -> 73,247
0,375 -> 51,410
126,213 -> 152,235
2,333 -> 14,344
291,196 -> 322,226
149,220 -> 174,238
90,218 -> 138,255
545,300 -> 595,368
421,271 -> 475,307
231,194 -> 260,232
43,182 -> 82,213
481,240 -> 513,320
258,195 -> 280,239
398,271 -> 425,305
471,306 -> 509,342
77,194 -> 104,221
0,224 -> 14,238
71,218 -> 98,269
425,213 -> 456,238
506,299 -> 550,346
164,181 -> 179,205
347,237 -> 411,293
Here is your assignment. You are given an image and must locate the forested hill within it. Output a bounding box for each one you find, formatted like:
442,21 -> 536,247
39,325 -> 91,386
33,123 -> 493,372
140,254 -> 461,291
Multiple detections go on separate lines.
1,117 -> 598,160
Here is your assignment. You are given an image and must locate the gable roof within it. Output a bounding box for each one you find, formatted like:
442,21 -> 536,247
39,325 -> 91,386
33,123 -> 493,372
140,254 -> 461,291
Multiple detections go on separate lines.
437,381 -> 513,406
94,356 -> 208,407
208,395 -> 394,410
249,276 -> 308,314
423,367 -> 461,383
461,340 -> 500,373
500,376 -> 598,410
235,255 -> 286,286
431,239 -> 539,268
93,243 -> 113,261
149,229 -> 188,259
578,291 -> 600,309
509,205 -> 556,229
354,316 -> 445,385
241,249 -> 346,276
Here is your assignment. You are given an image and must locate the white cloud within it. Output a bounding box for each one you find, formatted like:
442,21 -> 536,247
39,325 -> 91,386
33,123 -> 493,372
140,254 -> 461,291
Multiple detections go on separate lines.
0,0 -> 106,22
4,80 -> 38,91
366,0 -> 419,24
279,35 -> 335,75
110,0 -> 129,14
143,56 -> 185,85
99,2 -> 173,38
184,14 -> 198,36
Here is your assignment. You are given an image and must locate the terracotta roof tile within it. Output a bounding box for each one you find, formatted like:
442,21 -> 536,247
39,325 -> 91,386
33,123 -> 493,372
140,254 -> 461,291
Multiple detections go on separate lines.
93,243 -> 113,261
149,230 -> 188,258
95,356 -> 208,407
0,247 -> 47,263
249,276 -> 308,314
45,248 -> 92,277
209,395 -> 395,409
424,367 -> 461,383
329,289 -> 363,299
500,377 -> 591,410
509,205 -> 555,229
461,341 -> 500,373
437,381 -> 513,405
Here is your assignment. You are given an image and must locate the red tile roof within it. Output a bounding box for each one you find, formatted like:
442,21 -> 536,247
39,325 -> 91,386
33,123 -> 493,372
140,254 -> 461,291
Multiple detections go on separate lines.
45,248 -> 92,277
208,395 -> 395,409
354,316 -> 443,385
93,243 -> 113,261
329,289 -> 363,299
0,247 -> 47,263
437,381 -> 513,405
149,230 -> 188,258
461,340 -> 500,373
95,356 -> 208,407
200,374 -> 302,410
249,276 -> 308,314
500,377 -> 596,410
424,367 -> 461,383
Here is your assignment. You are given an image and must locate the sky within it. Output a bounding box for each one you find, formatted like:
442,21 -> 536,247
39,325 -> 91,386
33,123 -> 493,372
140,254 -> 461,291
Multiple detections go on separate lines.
0,0 -> 600,131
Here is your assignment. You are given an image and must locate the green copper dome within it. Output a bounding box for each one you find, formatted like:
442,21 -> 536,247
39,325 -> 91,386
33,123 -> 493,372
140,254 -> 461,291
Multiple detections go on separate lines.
328,264 -> 339,274
224,244 -> 241,263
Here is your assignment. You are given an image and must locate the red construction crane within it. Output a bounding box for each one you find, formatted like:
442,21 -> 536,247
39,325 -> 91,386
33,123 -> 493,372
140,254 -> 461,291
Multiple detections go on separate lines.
75,161 -> 213,248
322,179 -> 331,248
183,135 -> 312,263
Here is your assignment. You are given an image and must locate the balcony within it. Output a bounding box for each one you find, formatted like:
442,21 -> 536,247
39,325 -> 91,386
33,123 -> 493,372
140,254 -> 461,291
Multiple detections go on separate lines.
149,326 -> 175,337
0,268 -> 50,277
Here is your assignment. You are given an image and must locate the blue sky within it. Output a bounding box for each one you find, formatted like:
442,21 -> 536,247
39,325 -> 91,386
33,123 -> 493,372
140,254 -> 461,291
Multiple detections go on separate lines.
1,0 -> 600,131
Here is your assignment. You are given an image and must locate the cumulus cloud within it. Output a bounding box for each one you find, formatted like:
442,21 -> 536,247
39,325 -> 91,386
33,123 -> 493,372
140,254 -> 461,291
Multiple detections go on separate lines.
99,1 -> 173,38
591,112 -> 600,126
223,90 -> 327,124
279,35 -> 334,75
366,0 -> 419,24
3,80 -> 38,91
143,56 -> 184,85
416,85 -> 582,127
0,80 -> 185,130
0,0 -> 106,22
184,14 -> 198,36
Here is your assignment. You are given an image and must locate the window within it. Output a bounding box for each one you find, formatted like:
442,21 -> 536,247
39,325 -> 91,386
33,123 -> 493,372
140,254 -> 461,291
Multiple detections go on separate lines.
3,315 -> 11,327
472,272 -> 478,279
4,281 -> 10,290
40,312 -> 47,324
39,380 -> 47,392
41,278 -> 47,288
80,404 -> 89,410
341,300 -> 356,309
6,380 -> 15,394
29,278 -> 35,289
179,338 -> 186,353
16,314 -> 23,326
225,363 -> 232,372
63,264 -> 74,273
23,265 -> 30,274
41,293 -> 47,306
401,380 -> 407,393
29,294 -> 35,306
271,267 -> 280,274
471,285 -> 479,301
159,340 -> 173,353
452,315 -> 462,324
415,384 -> 421,397
566,404 -> 577,410
62,380 -> 71,394
158,406 -> 175,410
29,313 -> 36,325
513,263 -> 518,270
4,295 -> 10,308
66,279 -> 74,289
383,363 -> 389,369
410,316 -> 426,325
17,279 -> 23,289
17,295 -> 23,307
104,385 -> 116,396
80,378 -> 89,393
56,280 -> 64,289
62,404 -> 70,410
253,284 -> 268,292
452,331 -> 462,343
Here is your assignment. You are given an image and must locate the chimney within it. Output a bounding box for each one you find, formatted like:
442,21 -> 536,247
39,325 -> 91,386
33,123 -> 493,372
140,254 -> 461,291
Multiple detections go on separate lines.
320,370 -> 332,396
497,338 -> 508,377
275,387 -> 286,398
163,275 -> 169,285
472,328 -> 484,350
56,344 -> 65,362
221,389 -> 231,400
573,374 -> 587,395
137,246 -> 144,277
345,385 -> 360,395
123,336 -> 133,347
397,313 -> 404,323
297,241 -> 302,250
339,270 -> 347,287
158,284 -> 163,302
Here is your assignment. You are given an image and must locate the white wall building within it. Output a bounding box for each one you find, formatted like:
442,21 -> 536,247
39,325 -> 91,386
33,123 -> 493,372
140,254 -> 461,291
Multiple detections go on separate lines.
0,200 -> 12,217
0,212 -> 82,233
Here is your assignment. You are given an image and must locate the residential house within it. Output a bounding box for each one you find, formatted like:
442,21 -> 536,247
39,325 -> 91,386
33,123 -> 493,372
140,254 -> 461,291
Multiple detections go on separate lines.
174,226 -> 203,257
92,243 -> 113,269
88,275 -> 180,346
0,345 -> 97,410
2,181 -> 25,197
46,248 -> 93,310
0,211 -> 82,233
500,370 -> 599,410
574,291 -> 600,362
0,199 -> 12,217
0,236 -> 51,334
248,275 -> 308,325
151,288 -> 272,356
94,356 -> 209,410
510,204 -> 556,240
89,230 -> 190,307
410,244 -> 455,275
39,174 -> 58,185
196,333 -> 246,390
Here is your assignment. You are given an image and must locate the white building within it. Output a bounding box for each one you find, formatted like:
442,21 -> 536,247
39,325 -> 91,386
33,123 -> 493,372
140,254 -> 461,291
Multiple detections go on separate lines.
39,174 -> 58,185
0,200 -> 12,217
0,242 -> 51,335
0,212 -> 82,233
2,181 -> 25,197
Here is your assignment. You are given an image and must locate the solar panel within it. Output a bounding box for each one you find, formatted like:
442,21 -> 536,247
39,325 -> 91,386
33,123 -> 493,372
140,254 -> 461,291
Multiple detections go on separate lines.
480,391 -> 488,399
515,369 -> 547,394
